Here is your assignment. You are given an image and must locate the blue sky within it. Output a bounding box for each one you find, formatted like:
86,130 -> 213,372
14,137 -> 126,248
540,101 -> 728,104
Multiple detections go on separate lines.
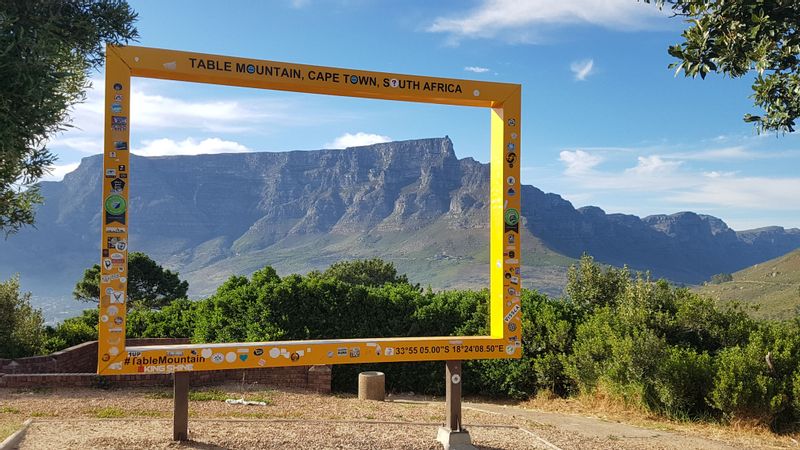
45,0 -> 800,230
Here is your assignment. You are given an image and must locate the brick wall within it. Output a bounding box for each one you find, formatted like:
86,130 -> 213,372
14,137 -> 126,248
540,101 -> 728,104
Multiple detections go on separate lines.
0,339 -> 331,393
0,338 -> 188,374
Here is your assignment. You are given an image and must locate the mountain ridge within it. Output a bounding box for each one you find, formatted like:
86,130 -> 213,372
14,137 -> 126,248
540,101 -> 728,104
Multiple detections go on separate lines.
1,137 -> 798,313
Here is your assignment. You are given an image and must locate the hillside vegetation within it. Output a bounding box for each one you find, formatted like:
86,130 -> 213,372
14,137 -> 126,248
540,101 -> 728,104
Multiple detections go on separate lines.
9,256 -> 797,432
698,248 -> 800,320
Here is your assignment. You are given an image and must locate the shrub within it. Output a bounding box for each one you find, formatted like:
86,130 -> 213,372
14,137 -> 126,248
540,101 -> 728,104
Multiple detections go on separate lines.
709,323 -> 800,428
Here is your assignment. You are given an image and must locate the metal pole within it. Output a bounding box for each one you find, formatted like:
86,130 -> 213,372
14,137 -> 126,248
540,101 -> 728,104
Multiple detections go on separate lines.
173,371 -> 189,441
445,360 -> 462,432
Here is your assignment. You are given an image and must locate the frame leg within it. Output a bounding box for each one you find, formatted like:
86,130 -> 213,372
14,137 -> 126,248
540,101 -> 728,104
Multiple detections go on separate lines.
438,361 -> 474,449
445,360 -> 462,431
173,371 -> 189,441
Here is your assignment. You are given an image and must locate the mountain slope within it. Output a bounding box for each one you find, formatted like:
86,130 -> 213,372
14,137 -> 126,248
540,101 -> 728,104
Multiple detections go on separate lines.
697,248 -> 800,320
0,137 -> 798,319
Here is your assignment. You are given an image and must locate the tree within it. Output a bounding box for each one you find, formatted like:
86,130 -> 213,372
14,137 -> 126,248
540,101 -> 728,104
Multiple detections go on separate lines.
0,0 -> 138,235
318,258 -> 413,288
73,252 -> 189,310
648,1 -> 800,133
0,275 -> 45,358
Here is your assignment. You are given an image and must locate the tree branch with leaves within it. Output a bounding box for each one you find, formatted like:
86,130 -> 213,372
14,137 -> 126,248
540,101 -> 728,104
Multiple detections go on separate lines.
646,0 -> 800,133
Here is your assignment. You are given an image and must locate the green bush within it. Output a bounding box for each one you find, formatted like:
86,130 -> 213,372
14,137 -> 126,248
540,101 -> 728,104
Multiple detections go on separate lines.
653,346 -> 714,418
709,323 -> 800,427
42,309 -> 97,353
0,275 -> 45,358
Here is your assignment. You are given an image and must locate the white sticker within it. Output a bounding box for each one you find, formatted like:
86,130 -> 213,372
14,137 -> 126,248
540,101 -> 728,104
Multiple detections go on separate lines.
451,374 -> 461,384
225,352 -> 236,363
201,348 -> 212,358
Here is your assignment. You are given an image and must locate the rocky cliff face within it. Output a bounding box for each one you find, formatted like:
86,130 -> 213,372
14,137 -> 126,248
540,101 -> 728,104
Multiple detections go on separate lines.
1,137 -> 798,300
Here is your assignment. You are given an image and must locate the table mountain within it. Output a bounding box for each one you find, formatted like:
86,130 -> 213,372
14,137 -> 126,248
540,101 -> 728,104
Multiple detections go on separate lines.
1,137 -> 798,306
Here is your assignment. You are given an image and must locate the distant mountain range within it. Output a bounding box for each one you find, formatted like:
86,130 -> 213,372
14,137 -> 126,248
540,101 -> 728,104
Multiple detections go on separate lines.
1,137 -> 798,316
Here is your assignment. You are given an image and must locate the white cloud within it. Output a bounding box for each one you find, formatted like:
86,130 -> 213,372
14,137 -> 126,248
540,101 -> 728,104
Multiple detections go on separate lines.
290,0 -> 309,7
626,155 -> 682,175
134,137 -> 250,157
41,162 -> 80,182
325,132 -> 392,149
570,59 -> 594,81
48,77 -> 307,155
551,151 -> 800,215
427,0 -> 666,43
464,66 -> 490,73
668,176 -> 800,211
559,150 -> 603,175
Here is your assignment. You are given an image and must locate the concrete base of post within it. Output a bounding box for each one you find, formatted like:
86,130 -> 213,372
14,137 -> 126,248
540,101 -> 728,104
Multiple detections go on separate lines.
436,426 -> 476,450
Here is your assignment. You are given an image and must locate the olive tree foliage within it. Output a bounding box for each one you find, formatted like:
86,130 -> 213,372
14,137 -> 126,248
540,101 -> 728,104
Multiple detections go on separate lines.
0,0 -> 138,235
0,275 -> 45,358
646,0 -> 800,133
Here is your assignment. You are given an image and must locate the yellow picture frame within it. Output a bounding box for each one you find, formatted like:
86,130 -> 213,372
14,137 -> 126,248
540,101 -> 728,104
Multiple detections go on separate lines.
97,45 -> 522,374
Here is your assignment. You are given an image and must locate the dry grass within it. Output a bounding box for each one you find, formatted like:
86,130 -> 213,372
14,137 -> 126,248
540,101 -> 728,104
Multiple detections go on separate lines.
520,388 -> 800,449
0,421 -> 22,442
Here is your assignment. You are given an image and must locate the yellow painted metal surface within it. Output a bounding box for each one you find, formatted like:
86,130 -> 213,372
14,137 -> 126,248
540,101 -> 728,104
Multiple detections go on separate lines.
97,45 -> 522,374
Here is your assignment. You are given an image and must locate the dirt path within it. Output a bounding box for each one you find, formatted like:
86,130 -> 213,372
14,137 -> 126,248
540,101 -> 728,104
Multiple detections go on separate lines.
464,402 -> 741,450
0,387 -> 792,449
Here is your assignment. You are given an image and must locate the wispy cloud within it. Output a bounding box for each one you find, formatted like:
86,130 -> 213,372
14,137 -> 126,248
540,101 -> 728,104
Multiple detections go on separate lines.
559,150 -> 603,175
570,59 -> 594,81
464,66 -> 490,73
289,0 -> 310,8
557,151 -> 800,215
134,137 -> 250,157
427,0 -> 667,43
626,155 -> 682,175
325,132 -> 391,149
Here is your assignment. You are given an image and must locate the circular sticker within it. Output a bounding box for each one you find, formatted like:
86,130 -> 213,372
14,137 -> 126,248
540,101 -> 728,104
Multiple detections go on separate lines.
113,83 -> 123,91
508,322 -> 517,332
201,348 -> 212,359
107,306 -> 118,316
104,195 -> 127,215
506,345 -> 515,355
212,353 -> 224,364
269,348 -> 281,359
225,351 -> 236,363
109,346 -> 119,356
507,118 -> 516,126
506,176 -> 515,185
504,208 -> 520,226
390,78 -> 399,88
511,132 -> 518,139
472,89 -> 480,97
101,315 -> 109,323
451,374 -> 461,384
290,352 -> 300,361
507,143 -> 515,151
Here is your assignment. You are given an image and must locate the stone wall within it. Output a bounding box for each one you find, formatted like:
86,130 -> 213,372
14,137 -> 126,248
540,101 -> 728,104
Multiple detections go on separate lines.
0,339 -> 331,393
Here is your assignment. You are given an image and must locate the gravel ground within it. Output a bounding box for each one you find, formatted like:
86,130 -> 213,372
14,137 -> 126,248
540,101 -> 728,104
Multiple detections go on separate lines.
0,386 -> 783,449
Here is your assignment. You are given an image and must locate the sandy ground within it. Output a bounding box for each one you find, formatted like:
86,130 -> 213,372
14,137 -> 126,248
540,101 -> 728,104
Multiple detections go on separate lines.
0,386 -> 793,449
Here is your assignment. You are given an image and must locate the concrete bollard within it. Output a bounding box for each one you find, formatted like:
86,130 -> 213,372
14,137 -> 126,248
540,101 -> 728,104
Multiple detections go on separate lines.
358,371 -> 385,401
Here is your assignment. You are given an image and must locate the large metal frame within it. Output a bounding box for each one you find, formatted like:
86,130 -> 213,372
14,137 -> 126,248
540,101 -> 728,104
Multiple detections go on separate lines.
98,45 -> 522,375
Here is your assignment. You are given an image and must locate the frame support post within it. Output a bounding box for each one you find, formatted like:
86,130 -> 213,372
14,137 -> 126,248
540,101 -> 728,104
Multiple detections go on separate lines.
437,361 -> 474,449
173,371 -> 190,441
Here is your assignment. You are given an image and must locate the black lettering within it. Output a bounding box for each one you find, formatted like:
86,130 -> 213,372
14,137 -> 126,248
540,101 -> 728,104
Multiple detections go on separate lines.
189,57 -> 197,68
